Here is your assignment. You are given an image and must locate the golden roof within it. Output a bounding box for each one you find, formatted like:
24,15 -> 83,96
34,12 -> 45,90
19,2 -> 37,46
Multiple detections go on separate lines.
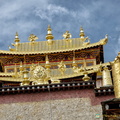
1,36 -> 108,55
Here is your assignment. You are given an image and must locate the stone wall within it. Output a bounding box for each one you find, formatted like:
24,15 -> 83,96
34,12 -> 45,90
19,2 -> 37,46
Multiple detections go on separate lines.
0,89 -> 114,120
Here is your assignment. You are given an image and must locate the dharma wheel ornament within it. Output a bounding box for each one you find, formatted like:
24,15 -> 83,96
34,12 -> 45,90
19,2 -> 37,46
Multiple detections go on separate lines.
32,65 -> 50,85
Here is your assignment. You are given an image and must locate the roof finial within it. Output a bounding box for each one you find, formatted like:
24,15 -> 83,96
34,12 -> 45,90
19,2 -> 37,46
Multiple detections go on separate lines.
79,27 -> 89,42
14,32 -> 20,43
80,27 -> 85,38
46,25 -> 54,44
46,25 -> 54,39
47,25 -> 52,31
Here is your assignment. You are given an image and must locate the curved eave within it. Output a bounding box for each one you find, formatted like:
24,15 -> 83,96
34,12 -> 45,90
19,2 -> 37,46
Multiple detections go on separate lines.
0,38 -> 108,55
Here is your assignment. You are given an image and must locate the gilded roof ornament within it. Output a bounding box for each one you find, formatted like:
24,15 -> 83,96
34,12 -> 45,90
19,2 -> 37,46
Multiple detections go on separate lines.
99,34 -> 108,45
58,61 -> 66,75
82,71 -> 90,81
14,32 -> 20,43
80,27 -> 85,38
79,27 -> 88,42
62,31 -> 72,39
46,25 -> 54,45
9,32 -> 20,51
47,25 -> 52,31
28,34 -> 38,42
32,65 -> 50,85
8,45 -> 15,51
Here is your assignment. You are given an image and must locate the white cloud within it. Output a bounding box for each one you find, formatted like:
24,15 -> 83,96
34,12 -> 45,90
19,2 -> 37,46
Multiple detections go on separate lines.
34,4 -> 69,22
34,3 -> 92,23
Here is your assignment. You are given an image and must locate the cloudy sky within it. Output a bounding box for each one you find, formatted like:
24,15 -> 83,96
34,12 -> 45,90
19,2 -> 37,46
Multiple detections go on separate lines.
0,0 -> 120,62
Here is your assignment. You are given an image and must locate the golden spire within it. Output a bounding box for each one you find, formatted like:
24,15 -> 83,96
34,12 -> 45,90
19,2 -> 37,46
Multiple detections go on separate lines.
80,27 -> 85,38
14,32 -> 20,43
46,25 -> 54,41
79,27 -> 89,42
47,25 -> 52,31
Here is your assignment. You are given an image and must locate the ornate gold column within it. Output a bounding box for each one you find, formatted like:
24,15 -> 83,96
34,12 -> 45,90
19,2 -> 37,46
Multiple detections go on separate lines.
102,66 -> 112,87
45,54 -> 51,77
21,70 -> 30,86
72,52 -> 78,73
112,53 -> 120,98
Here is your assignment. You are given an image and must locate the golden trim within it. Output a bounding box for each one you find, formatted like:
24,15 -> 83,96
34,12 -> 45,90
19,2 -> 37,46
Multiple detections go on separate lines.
0,62 -> 112,82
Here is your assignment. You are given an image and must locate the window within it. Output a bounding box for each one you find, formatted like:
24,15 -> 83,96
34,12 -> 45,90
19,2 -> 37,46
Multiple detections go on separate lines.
26,67 -> 30,71
66,64 -> 71,68
51,66 -> 58,69
7,69 -> 14,72
86,62 -> 93,66
78,63 -> 83,67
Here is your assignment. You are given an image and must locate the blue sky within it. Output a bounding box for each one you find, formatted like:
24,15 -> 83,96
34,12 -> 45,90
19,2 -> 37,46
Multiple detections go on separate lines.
0,0 -> 120,62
